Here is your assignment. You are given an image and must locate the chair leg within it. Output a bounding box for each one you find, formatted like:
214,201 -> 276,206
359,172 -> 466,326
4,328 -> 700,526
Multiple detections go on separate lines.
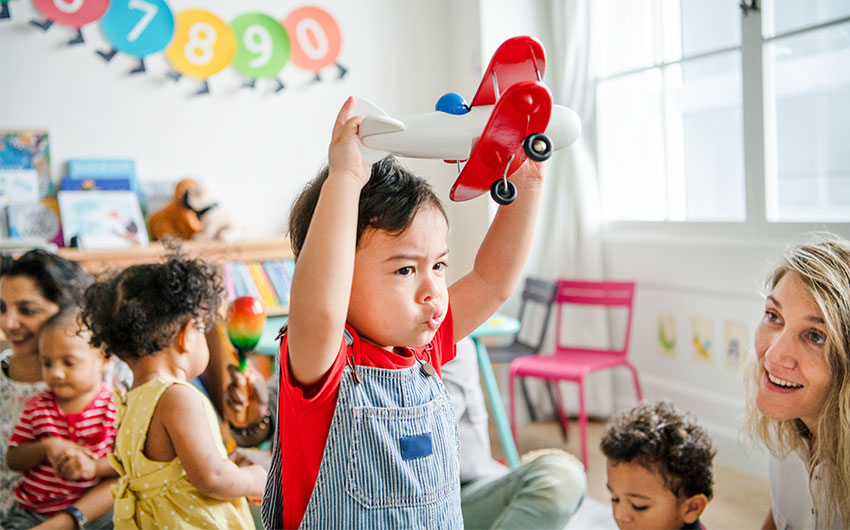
520,378 -> 537,422
578,377 -> 588,469
551,381 -> 570,442
547,382 -> 568,440
509,373 -> 518,450
628,363 -> 643,401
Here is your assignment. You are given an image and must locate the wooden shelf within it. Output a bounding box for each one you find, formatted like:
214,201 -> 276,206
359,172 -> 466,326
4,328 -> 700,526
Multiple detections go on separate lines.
58,237 -> 293,273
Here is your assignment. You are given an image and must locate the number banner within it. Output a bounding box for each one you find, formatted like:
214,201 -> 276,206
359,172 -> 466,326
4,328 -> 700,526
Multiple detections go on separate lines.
100,0 -> 173,57
231,12 -> 290,79
165,8 -> 235,80
33,0 -> 109,28
283,6 -> 341,73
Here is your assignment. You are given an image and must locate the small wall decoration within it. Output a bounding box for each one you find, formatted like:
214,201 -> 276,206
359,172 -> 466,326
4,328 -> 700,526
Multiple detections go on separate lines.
4,2 -> 347,95
724,321 -> 751,371
30,0 -> 109,44
657,313 -> 676,357
691,317 -> 713,364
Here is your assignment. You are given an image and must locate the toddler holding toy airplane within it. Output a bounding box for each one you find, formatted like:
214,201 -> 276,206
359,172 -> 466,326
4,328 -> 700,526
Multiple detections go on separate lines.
261,96 -> 547,528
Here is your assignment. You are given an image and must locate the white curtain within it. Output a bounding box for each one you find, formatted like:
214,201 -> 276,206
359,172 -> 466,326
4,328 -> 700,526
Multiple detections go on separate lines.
513,0 -> 614,419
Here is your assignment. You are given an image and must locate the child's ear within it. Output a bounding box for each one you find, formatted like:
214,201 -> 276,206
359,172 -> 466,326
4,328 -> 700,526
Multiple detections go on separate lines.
680,493 -> 708,524
176,320 -> 195,354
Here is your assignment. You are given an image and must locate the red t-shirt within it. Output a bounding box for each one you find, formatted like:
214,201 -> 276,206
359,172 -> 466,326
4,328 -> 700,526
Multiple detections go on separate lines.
278,307 -> 456,529
10,383 -> 117,515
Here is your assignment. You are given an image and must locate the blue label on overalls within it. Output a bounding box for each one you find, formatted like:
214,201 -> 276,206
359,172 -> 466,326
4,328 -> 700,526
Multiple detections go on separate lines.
399,433 -> 433,460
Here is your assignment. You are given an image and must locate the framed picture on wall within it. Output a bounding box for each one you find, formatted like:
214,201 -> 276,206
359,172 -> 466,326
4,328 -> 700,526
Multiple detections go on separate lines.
57,190 -> 149,250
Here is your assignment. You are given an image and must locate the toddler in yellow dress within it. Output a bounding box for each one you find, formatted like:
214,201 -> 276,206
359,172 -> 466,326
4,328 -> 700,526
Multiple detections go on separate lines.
80,253 -> 266,529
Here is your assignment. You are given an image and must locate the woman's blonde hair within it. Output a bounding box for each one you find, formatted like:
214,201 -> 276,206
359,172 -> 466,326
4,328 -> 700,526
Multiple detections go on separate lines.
745,234 -> 850,527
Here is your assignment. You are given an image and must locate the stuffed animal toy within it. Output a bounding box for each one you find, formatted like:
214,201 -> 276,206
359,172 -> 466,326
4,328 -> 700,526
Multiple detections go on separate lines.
147,178 -> 238,241
184,180 -> 238,241
147,178 -> 202,240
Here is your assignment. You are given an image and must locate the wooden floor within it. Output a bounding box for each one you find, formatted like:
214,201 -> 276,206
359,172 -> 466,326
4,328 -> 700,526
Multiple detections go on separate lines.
490,419 -> 771,529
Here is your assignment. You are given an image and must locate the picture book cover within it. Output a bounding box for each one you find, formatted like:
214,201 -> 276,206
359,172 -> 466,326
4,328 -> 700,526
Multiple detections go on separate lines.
0,130 -> 50,203
57,190 -> 149,250
6,198 -> 64,246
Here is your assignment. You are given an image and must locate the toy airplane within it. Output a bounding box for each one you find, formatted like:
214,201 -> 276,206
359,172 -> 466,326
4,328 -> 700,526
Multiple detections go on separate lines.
355,36 -> 581,205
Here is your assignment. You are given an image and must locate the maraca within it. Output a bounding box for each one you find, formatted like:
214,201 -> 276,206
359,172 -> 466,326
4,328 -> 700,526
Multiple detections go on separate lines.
226,296 -> 267,424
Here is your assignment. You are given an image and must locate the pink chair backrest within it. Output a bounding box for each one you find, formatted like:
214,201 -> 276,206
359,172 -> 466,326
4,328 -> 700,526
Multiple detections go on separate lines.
554,280 -> 636,356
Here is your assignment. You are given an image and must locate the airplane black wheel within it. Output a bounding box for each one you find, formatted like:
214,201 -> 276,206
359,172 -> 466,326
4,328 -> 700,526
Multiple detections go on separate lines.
490,179 -> 517,205
523,133 -> 552,162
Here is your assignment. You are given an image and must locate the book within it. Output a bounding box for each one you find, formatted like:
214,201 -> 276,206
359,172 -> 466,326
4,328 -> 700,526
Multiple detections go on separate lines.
6,198 -> 63,246
60,177 -> 133,191
57,190 -> 149,250
67,159 -> 135,179
0,130 -> 51,199
247,262 -> 280,308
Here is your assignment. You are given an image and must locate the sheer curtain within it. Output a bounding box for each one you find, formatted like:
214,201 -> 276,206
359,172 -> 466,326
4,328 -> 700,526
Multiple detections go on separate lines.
517,0 -> 614,418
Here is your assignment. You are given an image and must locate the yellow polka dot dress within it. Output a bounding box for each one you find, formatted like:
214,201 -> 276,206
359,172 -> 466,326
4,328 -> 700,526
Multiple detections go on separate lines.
109,379 -> 255,529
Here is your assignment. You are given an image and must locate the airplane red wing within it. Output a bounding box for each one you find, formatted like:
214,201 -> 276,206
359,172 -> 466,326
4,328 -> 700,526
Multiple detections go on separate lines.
450,81 -> 553,202
470,36 -> 546,108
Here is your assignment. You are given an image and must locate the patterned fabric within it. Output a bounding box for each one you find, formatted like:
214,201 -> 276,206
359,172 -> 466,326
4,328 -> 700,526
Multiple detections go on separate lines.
0,349 -> 131,522
9,383 -> 116,514
109,378 -> 254,529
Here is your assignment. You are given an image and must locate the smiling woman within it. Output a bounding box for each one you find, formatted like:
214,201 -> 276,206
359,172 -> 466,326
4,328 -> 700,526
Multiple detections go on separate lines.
0,249 -> 130,527
746,235 -> 850,529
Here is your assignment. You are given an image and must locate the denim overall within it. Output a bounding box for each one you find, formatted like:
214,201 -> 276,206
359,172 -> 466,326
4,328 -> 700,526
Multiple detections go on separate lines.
263,335 -> 463,529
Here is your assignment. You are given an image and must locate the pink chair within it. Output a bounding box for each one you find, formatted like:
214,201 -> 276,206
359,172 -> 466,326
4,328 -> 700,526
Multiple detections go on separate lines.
508,279 -> 642,468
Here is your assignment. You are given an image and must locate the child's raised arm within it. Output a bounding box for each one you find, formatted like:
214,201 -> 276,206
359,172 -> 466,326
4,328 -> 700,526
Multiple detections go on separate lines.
156,384 -> 266,501
287,96 -> 371,386
449,159 -> 545,342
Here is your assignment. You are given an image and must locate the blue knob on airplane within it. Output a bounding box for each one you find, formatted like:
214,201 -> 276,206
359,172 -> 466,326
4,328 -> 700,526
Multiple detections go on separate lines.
435,92 -> 469,115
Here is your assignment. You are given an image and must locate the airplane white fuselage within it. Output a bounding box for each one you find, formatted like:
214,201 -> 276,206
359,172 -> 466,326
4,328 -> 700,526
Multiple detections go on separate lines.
357,104 -> 581,164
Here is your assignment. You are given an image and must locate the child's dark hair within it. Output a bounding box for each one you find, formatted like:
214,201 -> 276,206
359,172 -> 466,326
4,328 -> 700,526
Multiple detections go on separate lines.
601,401 -> 715,500
80,253 -> 222,360
288,156 -> 447,258
0,249 -> 89,310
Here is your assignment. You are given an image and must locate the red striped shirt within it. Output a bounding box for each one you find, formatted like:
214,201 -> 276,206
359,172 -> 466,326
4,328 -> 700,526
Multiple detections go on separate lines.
9,383 -> 117,515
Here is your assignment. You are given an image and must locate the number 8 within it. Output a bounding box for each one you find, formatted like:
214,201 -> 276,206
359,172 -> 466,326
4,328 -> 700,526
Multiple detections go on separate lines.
184,21 -> 217,66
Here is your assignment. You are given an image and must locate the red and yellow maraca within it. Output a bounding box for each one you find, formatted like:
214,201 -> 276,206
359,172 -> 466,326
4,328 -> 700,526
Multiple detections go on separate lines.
226,296 -> 266,423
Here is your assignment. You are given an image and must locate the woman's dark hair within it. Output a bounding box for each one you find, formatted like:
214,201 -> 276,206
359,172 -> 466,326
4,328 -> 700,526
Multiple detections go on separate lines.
288,156 -> 447,258
80,253 -> 222,361
600,400 -> 716,500
0,249 -> 89,310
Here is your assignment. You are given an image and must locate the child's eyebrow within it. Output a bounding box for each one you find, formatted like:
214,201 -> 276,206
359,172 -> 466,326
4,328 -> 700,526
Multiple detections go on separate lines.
384,249 -> 449,262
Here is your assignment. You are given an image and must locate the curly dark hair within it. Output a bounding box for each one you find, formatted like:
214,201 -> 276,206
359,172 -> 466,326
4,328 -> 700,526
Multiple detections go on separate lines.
80,253 -> 222,361
600,401 -> 716,500
288,156 -> 447,259
0,249 -> 89,310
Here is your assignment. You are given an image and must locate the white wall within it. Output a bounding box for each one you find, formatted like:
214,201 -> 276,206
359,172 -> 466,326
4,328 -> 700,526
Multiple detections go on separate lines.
0,0 -> 490,278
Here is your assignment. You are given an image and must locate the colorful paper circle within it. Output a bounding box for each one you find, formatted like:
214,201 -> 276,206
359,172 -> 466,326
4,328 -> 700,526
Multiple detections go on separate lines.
33,0 -> 110,28
99,0 -> 174,58
231,13 -> 290,79
165,9 -> 235,79
282,6 -> 341,73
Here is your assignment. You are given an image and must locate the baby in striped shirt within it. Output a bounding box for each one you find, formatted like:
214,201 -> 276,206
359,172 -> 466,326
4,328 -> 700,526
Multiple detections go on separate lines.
4,307 -> 118,530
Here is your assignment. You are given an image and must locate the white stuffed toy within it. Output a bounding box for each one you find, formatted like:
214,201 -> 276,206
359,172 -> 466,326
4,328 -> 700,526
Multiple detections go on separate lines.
183,181 -> 239,241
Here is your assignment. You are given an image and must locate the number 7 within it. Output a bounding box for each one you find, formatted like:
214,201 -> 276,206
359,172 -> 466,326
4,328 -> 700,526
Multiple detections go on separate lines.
127,0 -> 158,43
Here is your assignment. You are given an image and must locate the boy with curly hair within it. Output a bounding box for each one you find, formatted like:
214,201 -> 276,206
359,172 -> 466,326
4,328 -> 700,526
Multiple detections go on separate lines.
601,401 -> 716,530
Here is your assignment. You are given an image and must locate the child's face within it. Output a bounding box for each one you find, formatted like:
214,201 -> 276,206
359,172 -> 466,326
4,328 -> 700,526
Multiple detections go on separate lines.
0,275 -> 60,357
348,205 -> 449,350
755,271 -> 832,431
39,325 -> 105,405
606,460 -> 691,530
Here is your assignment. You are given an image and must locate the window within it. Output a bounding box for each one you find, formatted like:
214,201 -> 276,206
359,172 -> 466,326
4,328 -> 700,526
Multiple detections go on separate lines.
593,0 -> 850,224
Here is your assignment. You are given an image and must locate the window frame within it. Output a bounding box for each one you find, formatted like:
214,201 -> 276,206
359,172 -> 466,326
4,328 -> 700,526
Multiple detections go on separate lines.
596,1 -> 850,241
